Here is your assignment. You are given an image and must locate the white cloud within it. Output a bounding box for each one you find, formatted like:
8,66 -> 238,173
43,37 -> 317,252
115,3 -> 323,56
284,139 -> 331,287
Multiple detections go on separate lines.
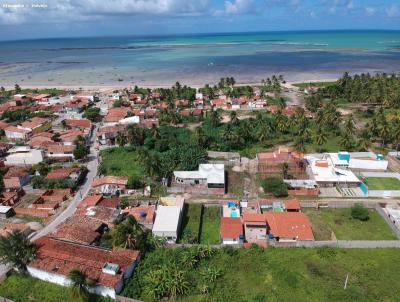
365,7 -> 375,16
0,0 -> 210,25
386,5 -> 400,17
214,0 -> 255,16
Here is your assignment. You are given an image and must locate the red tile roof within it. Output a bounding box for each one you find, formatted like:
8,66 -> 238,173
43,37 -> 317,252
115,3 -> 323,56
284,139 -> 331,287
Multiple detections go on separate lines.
79,195 -> 103,208
264,212 -> 314,240
64,119 -> 92,129
122,205 -> 155,225
51,222 -> 100,245
220,217 -> 243,239
47,144 -> 75,153
46,167 -> 80,180
21,117 -> 47,130
105,107 -> 131,122
284,199 -> 301,211
92,176 -> 128,187
243,213 -> 267,224
30,236 -> 140,288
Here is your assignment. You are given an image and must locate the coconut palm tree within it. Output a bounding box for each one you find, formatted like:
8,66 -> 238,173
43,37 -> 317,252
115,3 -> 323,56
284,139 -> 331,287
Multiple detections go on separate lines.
229,111 -> 239,125
314,129 -> 328,146
0,230 -> 36,272
222,124 -> 235,142
257,123 -> 270,144
209,108 -> 222,127
294,137 -> 306,153
68,268 -> 95,298
116,131 -> 127,147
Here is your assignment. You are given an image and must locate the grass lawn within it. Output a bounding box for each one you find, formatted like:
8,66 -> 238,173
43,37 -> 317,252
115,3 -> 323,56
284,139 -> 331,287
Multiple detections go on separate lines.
99,147 -> 145,187
200,206 -> 220,244
124,247 -> 400,302
364,177 -> 400,190
0,273 -> 111,302
179,204 -> 202,243
303,208 -> 396,240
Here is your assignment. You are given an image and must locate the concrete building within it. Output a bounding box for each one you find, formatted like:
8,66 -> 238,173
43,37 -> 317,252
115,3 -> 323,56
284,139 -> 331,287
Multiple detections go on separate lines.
173,164 -> 225,194
152,205 -> 182,243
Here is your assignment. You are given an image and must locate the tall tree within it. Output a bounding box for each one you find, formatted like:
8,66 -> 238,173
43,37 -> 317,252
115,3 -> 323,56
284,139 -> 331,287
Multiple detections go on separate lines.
68,268 -> 95,298
0,230 -> 36,272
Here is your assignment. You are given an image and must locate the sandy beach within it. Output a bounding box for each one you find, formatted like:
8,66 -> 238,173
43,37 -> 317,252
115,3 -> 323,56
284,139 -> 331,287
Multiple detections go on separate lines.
0,75 -> 338,91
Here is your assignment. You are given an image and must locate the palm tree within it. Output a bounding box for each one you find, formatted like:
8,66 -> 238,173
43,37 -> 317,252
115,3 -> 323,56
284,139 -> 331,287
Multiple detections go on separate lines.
344,114 -> 355,135
314,129 -> 328,146
210,108 -> 222,127
294,137 -> 306,153
110,215 -> 144,249
340,131 -> 353,150
281,162 -> 289,179
68,268 -> 95,298
0,230 -> 36,272
379,119 -> 391,147
222,124 -> 235,142
257,123 -> 270,144
229,111 -> 239,125
116,131 -> 127,147
193,126 -> 207,148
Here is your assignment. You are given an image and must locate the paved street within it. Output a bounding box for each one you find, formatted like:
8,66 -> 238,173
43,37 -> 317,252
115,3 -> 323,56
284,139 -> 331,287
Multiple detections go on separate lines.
31,125 -> 99,241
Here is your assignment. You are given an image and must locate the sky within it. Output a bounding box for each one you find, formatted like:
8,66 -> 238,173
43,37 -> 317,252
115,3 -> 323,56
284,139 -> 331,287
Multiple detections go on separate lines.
0,0 -> 399,41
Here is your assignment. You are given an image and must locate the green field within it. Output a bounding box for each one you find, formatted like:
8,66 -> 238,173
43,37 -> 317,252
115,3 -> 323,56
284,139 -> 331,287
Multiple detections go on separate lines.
304,208 -> 396,240
123,247 -> 400,302
200,206 -> 220,244
364,177 -> 400,190
179,204 -> 202,243
98,147 -> 145,188
0,273 -> 111,302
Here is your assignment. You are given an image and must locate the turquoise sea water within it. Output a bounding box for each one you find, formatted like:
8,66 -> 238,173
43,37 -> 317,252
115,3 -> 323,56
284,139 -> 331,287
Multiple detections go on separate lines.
0,30 -> 399,86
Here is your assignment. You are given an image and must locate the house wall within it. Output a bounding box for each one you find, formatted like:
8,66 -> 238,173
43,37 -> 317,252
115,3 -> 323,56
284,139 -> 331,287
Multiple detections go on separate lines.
28,266 -> 117,299
222,237 -> 242,245
5,131 -> 27,141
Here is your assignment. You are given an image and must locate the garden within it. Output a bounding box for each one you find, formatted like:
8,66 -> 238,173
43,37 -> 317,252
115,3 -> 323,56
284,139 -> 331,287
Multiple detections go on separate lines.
364,177 -> 400,190
122,246 -> 400,302
179,204 -> 221,245
303,207 -> 396,240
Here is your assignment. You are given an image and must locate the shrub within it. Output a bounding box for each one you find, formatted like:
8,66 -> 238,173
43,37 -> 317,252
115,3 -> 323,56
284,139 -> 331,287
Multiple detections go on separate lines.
261,177 -> 288,197
351,203 -> 370,221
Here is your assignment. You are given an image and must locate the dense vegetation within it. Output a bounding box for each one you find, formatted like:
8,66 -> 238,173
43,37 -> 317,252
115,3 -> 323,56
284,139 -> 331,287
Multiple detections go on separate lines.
123,246 -> 400,302
317,72 -> 400,106
261,177 -> 288,197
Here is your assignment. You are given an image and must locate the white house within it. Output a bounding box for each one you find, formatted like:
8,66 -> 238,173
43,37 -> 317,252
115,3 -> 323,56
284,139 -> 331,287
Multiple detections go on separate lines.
4,126 -> 31,141
173,164 -> 225,189
152,205 -> 183,243
306,154 -> 360,187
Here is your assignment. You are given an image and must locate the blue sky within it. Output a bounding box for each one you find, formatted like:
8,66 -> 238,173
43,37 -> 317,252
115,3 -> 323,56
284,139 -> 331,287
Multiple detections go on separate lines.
0,0 -> 399,40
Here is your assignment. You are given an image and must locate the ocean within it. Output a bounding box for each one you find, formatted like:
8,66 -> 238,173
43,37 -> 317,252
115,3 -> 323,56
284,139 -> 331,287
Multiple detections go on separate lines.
0,30 -> 399,87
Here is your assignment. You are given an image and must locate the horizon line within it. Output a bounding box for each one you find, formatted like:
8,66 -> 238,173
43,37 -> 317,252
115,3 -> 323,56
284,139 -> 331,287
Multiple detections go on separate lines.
1,28 -> 399,43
